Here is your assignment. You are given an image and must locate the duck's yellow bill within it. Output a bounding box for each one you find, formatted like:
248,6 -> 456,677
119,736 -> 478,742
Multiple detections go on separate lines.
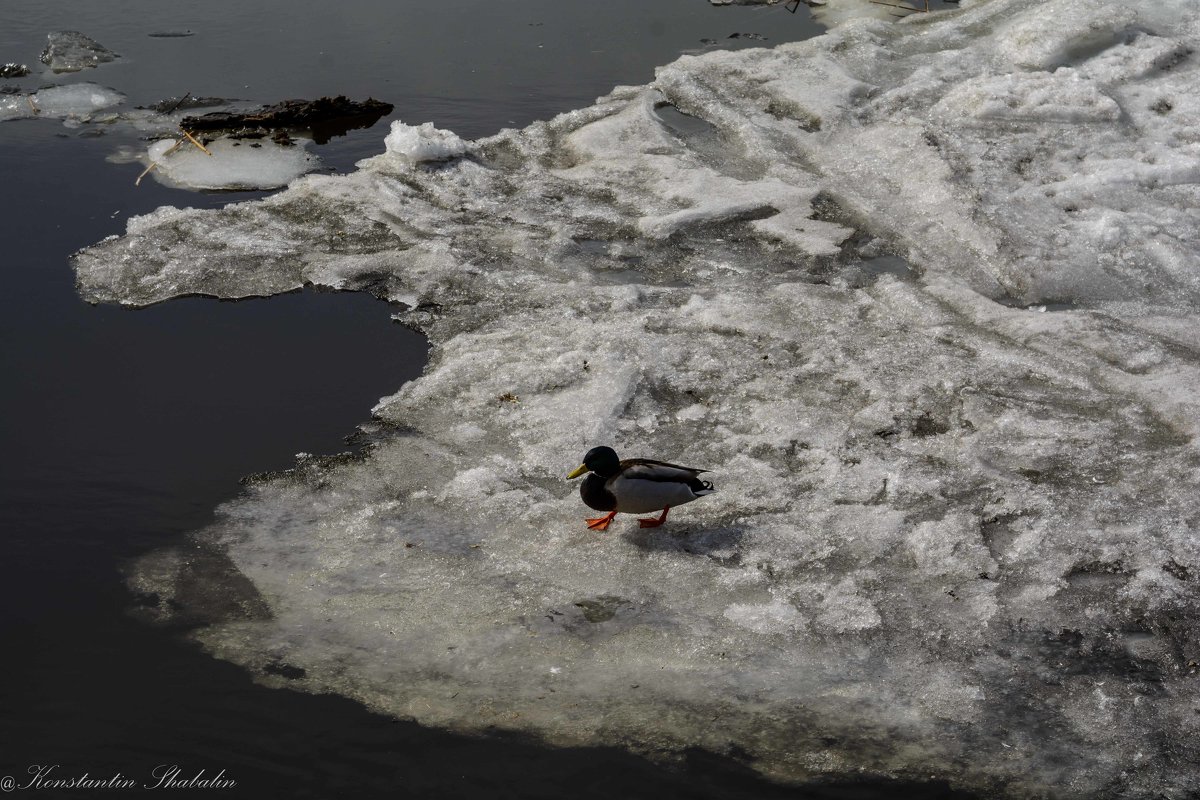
566,464 -> 589,480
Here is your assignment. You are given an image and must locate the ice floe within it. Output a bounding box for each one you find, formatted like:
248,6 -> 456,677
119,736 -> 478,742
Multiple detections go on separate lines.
77,0 -> 1200,797
141,136 -> 321,191
0,82 -> 124,122
40,31 -> 119,73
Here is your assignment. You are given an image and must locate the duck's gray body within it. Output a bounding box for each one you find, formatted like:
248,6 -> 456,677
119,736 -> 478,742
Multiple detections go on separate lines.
580,458 -> 714,514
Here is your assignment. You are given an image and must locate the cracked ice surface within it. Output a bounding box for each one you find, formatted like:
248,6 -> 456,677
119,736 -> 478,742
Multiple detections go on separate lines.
76,0 -> 1200,797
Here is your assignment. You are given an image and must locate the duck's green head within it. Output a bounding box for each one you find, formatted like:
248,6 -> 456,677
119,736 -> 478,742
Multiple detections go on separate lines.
566,446 -> 620,480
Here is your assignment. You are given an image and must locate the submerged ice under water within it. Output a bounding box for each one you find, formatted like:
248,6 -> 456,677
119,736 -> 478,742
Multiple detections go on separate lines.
74,0 -> 1200,797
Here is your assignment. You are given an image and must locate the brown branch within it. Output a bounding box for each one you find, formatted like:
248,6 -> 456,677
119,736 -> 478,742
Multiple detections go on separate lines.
180,128 -> 213,156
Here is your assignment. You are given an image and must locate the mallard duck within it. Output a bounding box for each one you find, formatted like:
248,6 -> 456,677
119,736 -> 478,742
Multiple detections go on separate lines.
566,446 -> 715,531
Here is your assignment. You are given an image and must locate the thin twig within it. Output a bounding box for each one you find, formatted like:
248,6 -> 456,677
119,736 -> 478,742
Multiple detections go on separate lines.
163,91 -> 192,115
180,128 -> 212,156
135,138 -> 185,186
134,161 -> 159,186
26,94 -> 38,114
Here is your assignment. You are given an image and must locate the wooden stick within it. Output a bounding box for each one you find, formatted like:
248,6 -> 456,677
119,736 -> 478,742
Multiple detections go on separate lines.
163,91 -> 192,115
26,94 -> 38,114
135,161 -> 159,186
180,128 -> 212,156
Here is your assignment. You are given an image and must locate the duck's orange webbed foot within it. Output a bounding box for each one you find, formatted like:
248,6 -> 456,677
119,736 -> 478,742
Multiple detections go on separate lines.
585,511 -> 618,531
638,507 -> 671,528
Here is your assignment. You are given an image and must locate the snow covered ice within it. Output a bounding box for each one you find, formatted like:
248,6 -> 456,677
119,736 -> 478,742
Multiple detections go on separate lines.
75,0 -> 1200,797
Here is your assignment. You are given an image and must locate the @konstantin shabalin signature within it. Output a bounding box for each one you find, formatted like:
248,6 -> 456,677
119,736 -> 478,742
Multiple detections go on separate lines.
2,765 -> 237,791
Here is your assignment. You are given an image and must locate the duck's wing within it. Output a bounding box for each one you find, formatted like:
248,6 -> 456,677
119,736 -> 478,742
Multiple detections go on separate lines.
620,458 -> 709,481
611,458 -> 715,513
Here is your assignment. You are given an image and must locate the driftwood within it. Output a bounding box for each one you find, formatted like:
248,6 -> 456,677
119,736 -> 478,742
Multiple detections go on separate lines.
181,96 -> 393,144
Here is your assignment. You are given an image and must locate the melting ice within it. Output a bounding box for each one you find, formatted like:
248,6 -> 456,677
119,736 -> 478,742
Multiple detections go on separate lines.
141,137 -> 321,191
0,83 -> 123,122
75,0 -> 1200,797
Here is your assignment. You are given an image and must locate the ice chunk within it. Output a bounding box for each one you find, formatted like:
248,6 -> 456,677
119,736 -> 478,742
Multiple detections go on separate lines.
142,136 -> 321,191
0,95 -> 32,122
382,120 -> 467,165
73,0 -> 1200,797
0,83 -> 124,123
40,31 -> 119,73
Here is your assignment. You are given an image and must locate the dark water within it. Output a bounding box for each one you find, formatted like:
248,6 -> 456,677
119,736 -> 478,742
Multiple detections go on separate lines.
0,3 -> 973,798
